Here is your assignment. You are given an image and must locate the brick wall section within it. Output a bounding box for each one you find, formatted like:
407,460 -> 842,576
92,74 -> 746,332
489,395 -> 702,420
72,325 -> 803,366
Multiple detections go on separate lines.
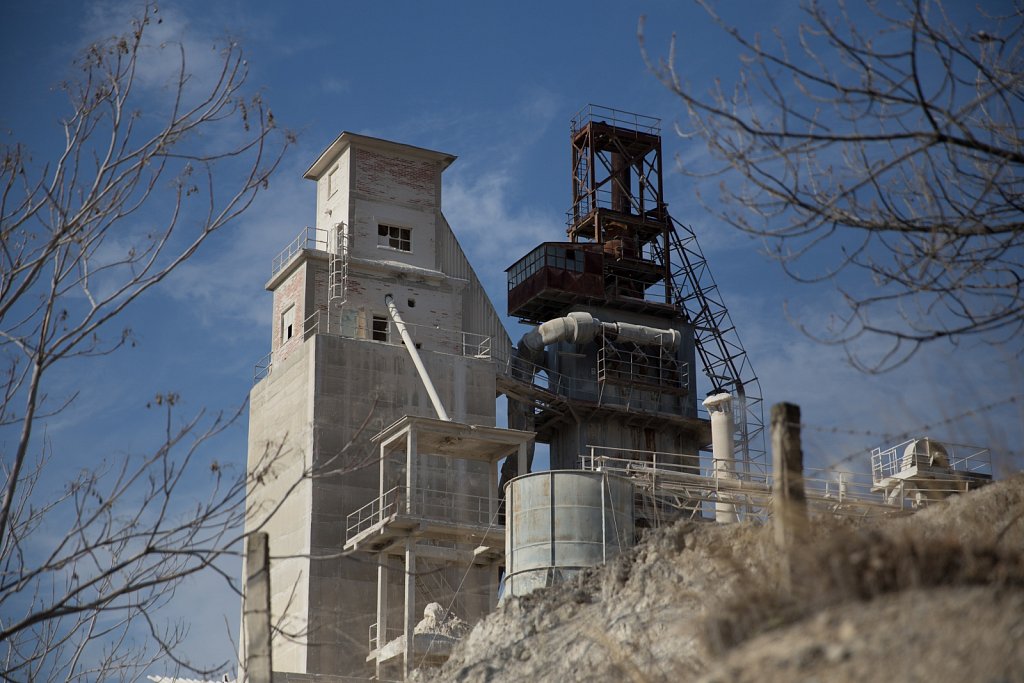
272,264 -> 306,363
353,147 -> 437,208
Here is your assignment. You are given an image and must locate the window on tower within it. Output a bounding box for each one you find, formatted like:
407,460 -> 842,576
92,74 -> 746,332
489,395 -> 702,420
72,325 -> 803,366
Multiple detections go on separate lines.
371,315 -> 390,342
377,224 -> 411,252
328,166 -> 339,197
281,305 -> 296,343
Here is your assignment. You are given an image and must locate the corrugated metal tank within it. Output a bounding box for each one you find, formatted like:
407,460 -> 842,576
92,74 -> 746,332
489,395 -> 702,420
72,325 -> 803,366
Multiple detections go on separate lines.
504,470 -> 634,598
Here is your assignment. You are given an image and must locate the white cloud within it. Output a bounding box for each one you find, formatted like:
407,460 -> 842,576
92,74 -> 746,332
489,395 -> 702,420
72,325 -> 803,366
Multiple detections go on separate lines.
444,168 -> 559,271
83,2 -> 225,96
321,76 -> 350,94
164,155 -> 314,335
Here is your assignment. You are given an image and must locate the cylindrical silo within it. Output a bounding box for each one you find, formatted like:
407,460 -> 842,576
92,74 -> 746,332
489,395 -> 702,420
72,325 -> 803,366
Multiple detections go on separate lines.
504,470 -> 634,598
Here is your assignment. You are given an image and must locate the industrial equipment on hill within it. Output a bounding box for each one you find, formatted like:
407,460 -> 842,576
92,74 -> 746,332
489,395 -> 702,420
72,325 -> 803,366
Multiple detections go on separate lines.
243,108 -> 770,681
871,437 -> 994,505
240,108 -> 1000,683
498,105 -> 766,519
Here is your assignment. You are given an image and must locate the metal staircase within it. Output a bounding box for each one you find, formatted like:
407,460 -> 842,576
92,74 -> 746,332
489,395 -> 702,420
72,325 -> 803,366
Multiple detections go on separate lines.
653,218 -> 767,477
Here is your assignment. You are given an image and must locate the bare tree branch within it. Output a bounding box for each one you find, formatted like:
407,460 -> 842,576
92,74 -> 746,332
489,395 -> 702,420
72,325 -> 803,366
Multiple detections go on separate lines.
642,0 -> 1024,370
0,4 -> 300,680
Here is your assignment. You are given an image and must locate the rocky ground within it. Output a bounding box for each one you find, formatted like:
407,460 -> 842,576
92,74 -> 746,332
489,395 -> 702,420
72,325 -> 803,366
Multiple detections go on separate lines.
421,474 -> 1024,683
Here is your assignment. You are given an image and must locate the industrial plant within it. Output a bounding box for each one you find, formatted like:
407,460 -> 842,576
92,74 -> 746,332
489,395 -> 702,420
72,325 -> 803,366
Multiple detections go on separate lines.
242,106 -> 993,682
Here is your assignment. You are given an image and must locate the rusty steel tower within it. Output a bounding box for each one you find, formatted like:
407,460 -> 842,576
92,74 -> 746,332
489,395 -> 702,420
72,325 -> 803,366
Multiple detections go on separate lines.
501,105 -> 765,501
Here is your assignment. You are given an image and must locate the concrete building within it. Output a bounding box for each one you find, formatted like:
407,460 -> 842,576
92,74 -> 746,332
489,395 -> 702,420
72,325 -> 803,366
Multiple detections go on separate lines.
243,107 -> 769,681
244,133 -> 511,678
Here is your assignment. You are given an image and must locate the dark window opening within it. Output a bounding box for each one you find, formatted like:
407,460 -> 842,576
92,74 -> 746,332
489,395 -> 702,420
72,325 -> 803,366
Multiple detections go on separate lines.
377,224 -> 411,252
281,305 -> 296,344
371,315 -> 389,342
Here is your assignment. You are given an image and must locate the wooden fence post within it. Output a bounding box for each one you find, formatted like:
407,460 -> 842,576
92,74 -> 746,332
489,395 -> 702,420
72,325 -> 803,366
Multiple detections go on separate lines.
772,402 -> 807,588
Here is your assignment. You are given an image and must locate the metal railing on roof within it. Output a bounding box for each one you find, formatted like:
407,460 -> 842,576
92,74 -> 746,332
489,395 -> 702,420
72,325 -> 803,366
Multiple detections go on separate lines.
870,439 -> 992,485
252,311 -> 492,384
271,226 -> 328,277
570,104 -> 661,136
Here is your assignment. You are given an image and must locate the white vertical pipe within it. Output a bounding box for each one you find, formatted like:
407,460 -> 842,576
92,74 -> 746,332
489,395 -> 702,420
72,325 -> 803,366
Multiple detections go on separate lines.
703,391 -> 738,523
385,294 -> 451,422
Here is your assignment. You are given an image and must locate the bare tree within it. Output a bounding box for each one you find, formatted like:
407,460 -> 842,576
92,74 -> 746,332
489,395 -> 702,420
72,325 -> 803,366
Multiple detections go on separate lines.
643,0 -> 1024,370
0,5 -> 293,679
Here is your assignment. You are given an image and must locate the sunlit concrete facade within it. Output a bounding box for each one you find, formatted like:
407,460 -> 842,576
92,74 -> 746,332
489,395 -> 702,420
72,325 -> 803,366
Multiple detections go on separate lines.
244,134 -> 509,678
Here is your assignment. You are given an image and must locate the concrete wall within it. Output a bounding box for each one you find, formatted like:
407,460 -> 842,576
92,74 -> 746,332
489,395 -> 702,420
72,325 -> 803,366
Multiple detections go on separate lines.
436,214 -> 513,362
315,147 -> 351,235
247,340 -> 315,672
304,335 -> 496,676
250,132 -> 510,679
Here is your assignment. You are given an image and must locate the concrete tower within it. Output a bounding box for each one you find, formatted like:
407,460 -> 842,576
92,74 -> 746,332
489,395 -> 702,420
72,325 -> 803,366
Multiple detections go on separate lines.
244,133 -> 510,678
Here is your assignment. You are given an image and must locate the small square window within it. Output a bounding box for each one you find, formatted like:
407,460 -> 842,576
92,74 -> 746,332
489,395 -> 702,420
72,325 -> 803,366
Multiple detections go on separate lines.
377,224 -> 411,252
371,315 -> 390,342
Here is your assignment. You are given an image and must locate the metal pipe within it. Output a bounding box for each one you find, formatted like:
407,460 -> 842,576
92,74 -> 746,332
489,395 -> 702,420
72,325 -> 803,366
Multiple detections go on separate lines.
703,391 -> 738,523
518,311 -> 680,364
384,294 -> 451,422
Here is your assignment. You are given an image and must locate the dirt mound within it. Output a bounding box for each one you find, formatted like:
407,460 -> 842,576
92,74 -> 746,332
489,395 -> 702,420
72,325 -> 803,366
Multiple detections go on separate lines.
699,586 -> 1024,683
424,475 -> 1024,683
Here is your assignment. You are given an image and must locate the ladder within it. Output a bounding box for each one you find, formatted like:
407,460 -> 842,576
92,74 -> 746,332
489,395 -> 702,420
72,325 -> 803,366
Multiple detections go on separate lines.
328,222 -> 349,333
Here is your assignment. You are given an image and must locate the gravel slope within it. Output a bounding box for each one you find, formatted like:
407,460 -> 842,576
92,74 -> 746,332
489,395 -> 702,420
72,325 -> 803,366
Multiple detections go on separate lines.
421,475 -> 1024,683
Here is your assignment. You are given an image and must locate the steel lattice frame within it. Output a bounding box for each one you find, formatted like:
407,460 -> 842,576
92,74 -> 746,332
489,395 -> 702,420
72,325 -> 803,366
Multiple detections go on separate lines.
568,105 -> 767,478
660,220 -> 767,477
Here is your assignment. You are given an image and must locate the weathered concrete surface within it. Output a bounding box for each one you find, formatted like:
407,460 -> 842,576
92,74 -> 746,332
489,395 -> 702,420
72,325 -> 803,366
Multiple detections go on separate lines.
246,132 -> 511,679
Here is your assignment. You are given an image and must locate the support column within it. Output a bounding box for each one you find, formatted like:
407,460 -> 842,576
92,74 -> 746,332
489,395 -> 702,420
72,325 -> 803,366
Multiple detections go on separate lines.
406,427 -> 416,516
404,540 -> 416,679
375,554 -> 389,680
703,392 -> 738,523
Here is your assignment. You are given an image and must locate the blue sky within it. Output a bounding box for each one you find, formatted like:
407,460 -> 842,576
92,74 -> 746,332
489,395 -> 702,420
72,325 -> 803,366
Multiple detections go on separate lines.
2,0 -> 1021,676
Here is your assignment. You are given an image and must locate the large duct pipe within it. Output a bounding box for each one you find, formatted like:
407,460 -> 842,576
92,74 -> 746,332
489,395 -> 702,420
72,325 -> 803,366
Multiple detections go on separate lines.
384,294 -> 451,422
703,391 -> 737,523
519,312 -> 601,357
605,320 -> 681,350
518,311 -> 680,365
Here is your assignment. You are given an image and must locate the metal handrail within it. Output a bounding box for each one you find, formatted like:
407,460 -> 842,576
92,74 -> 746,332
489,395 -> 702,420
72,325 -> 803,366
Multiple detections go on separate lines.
570,104 -> 661,136
870,438 -> 992,484
253,351 -> 273,383
253,310 -> 492,384
369,622 -> 404,652
271,226 -> 328,277
582,446 -> 984,515
345,485 -> 499,544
